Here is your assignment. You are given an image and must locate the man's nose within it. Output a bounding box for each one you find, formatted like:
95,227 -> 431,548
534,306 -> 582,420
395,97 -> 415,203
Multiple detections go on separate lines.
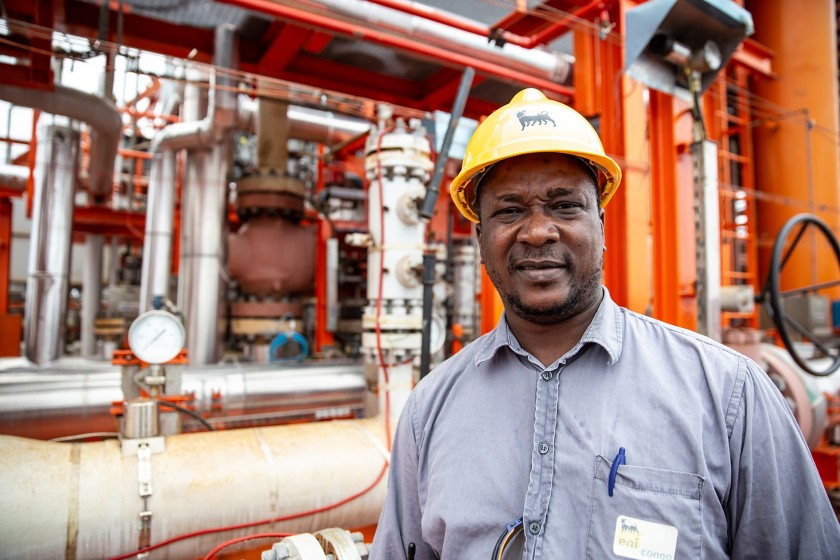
517,209 -> 560,246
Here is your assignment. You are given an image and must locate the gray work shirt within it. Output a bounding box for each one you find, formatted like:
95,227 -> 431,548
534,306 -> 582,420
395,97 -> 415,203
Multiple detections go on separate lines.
370,289 -> 840,559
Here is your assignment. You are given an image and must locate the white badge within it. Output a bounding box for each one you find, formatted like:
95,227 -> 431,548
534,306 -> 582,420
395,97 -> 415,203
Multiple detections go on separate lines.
613,515 -> 678,560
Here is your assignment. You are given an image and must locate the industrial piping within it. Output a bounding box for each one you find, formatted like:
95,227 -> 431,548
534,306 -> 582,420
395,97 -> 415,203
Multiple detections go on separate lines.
0,83 -> 121,199
0,418 -> 389,559
23,122 -> 79,365
220,0 -> 574,99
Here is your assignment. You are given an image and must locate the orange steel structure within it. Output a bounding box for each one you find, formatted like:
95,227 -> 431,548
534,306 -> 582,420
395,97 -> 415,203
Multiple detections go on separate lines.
0,0 -> 838,347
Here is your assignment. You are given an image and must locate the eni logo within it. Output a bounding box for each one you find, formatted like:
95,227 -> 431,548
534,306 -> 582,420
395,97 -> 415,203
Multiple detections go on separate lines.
618,517 -> 640,549
516,110 -> 556,130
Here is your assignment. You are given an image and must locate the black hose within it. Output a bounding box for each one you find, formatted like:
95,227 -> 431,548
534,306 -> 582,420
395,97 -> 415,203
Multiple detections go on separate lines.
419,66 -> 475,220
419,252 -> 437,379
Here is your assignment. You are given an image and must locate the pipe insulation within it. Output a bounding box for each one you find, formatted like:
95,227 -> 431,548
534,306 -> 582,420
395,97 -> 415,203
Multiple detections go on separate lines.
139,151 -> 176,312
0,84 -> 121,198
235,96 -> 372,146
23,122 -> 79,365
0,418 -> 389,559
222,0 -> 573,93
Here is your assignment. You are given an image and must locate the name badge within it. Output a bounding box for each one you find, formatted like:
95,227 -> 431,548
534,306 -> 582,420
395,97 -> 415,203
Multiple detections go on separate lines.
613,515 -> 678,560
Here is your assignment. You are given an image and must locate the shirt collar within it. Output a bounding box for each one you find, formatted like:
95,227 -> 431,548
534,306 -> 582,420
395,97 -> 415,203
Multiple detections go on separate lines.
474,286 -> 624,368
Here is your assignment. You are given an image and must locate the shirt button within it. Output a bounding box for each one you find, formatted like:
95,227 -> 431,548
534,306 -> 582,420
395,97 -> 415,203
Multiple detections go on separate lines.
538,442 -> 550,455
541,370 -> 553,381
529,521 -> 541,535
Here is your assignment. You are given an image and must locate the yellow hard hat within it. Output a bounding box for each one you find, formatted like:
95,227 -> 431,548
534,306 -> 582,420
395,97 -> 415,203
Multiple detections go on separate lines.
450,88 -> 622,223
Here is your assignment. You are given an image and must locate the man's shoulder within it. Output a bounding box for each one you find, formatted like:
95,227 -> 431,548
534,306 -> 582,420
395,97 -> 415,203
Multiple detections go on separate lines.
619,305 -> 746,361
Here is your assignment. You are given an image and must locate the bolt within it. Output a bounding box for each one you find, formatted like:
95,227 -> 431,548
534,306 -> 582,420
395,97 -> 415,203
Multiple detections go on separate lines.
262,542 -> 290,560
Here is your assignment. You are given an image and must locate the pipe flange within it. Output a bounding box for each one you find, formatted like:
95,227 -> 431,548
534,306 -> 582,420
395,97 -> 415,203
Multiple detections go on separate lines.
314,528 -> 367,560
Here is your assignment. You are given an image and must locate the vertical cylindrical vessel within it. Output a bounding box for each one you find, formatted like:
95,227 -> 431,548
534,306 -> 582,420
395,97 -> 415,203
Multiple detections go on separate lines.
80,234 -> 104,356
24,121 -> 80,364
750,0 -> 840,296
362,118 -> 432,417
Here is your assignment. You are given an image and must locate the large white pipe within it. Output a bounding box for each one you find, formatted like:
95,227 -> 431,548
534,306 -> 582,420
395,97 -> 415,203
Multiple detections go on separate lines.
0,84 -> 121,198
179,143 -> 231,364
23,122 -> 80,365
0,418 -> 388,559
259,0 -> 572,85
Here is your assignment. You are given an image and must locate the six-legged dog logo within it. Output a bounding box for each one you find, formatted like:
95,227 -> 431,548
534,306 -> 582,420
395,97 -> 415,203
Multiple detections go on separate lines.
516,110 -> 556,130
620,518 -> 640,535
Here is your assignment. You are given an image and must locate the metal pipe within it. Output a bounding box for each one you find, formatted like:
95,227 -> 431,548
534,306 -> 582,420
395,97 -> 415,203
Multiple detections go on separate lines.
0,359 -> 366,439
80,234 -> 104,356
236,96 -> 371,146
220,0 -> 574,98
139,151 -> 176,312
420,66 -> 473,220
24,122 -> 80,365
419,252 -> 436,379
0,84 -> 120,198
179,145 -> 230,364
257,93 -> 290,170
366,0 -> 608,48
0,417 -> 387,559
0,163 -> 28,191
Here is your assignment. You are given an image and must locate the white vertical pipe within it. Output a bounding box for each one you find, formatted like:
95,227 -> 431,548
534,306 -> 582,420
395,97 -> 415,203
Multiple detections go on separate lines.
80,234 -> 104,357
24,121 -> 80,365
139,152 -> 177,312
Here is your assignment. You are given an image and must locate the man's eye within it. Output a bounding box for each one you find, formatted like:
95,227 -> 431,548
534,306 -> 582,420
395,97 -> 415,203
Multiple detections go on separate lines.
494,207 -> 521,216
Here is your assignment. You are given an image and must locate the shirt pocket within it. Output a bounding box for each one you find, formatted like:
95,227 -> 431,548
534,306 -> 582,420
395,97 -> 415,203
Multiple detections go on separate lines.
585,455 -> 704,560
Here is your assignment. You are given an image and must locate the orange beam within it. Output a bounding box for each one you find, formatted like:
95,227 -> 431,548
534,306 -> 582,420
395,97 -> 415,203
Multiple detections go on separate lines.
0,197 -> 20,356
649,91 -> 681,325
479,265 -> 504,335
0,198 -> 11,314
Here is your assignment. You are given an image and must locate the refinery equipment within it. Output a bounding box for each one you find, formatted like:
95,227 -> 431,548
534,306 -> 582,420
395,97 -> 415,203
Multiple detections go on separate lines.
0,0 -> 839,558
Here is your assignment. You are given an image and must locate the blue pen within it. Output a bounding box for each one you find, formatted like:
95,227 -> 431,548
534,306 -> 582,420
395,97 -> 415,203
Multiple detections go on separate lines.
608,447 -> 626,497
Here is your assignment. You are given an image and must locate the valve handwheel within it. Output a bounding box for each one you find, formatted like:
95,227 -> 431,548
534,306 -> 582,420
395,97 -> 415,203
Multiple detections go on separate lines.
760,213 -> 840,376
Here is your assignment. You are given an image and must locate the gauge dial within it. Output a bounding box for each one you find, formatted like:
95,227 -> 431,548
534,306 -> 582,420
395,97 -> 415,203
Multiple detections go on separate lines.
127,310 -> 186,365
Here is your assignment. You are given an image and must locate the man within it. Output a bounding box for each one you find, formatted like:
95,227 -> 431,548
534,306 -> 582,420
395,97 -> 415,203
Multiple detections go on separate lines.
370,88 -> 840,559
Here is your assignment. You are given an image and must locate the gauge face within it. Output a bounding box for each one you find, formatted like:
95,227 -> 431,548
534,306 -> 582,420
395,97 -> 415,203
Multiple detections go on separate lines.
128,311 -> 186,365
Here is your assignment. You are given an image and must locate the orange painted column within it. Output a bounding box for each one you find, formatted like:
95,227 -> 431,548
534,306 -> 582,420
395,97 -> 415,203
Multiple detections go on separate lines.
479,265 -> 504,335
648,91 -> 681,326
749,0 -> 840,297
574,0 -> 653,315
0,197 -> 21,355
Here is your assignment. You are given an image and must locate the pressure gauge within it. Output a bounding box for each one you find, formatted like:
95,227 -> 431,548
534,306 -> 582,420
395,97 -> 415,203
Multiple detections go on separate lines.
127,310 -> 186,365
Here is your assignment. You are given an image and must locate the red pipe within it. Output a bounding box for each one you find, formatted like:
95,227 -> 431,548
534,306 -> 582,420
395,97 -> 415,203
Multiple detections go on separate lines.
219,0 -> 574,99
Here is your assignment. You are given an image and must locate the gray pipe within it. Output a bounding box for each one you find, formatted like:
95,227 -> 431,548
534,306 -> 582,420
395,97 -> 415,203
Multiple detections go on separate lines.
0,163 -> 28,192
282,0 -> 572,84
80,235 -> 104,357
139,152 -> 176,312
0,84 -> 120,198
236,96 -> 371,145
179,144 -> 230,364
0,358 -> 366,439
24,122 -> 80,365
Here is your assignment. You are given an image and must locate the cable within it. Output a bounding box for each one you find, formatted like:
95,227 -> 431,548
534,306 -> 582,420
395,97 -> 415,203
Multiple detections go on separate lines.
158,401 -> 215,432
106,462 -> 388,560
202,532 -> 291,560
50,432 -> 119,442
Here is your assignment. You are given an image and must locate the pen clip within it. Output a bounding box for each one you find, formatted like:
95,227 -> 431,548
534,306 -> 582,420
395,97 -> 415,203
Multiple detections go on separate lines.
608,447 -> 626,497
407,542 -> 416,560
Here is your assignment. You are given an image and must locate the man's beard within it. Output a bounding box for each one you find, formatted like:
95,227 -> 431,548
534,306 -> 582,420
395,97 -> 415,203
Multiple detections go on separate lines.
492,255 -> 603,325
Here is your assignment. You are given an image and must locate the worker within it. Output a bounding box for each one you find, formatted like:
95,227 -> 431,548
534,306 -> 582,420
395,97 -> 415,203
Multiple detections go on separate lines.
369,88 -> 840,559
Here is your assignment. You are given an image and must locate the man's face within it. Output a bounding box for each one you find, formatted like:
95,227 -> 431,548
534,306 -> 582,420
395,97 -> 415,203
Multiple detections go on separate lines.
476,153 -> 605,326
